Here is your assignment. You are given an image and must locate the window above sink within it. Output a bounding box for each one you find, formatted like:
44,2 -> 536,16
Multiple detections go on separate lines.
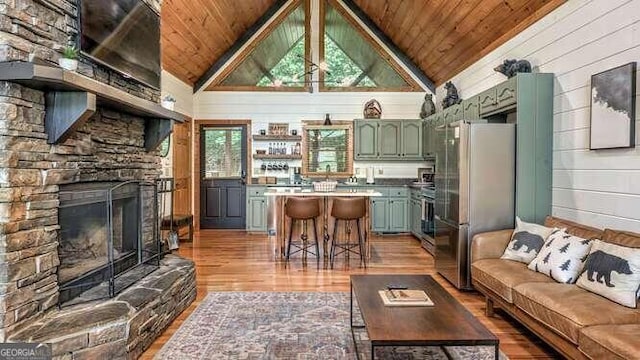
301,121 -> 353,178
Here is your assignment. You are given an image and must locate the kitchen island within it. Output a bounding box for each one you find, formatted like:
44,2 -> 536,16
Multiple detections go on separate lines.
264,188 -> 382,266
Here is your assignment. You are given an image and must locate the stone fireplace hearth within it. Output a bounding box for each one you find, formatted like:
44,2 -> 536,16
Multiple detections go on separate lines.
0,0 -> 196,357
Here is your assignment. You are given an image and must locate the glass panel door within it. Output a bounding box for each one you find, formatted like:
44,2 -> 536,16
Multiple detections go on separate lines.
200,126 -> 247,229
203,127 -> 244,178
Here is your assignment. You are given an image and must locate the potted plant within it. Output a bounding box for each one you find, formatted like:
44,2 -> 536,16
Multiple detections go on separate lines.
162,95 -> 176,110
59,45 -> 79,71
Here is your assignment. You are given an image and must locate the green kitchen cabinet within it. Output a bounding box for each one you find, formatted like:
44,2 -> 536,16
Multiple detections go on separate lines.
401,120 -> 423,160
371,198 -> 388,232
512,73 -> 553,224
446,103 -> 463,123
495,76 -> 517,111
354,120 -> 378,159
354,119 -> 425,161
246,186 -> 267,232
370,187 -> 409,233
478,87 -> 498,115
462,97 -> 480,119
379,121 -> 402,158
479,76 -> 518,116
388,197 -> 408,232
423,116 -> 438,158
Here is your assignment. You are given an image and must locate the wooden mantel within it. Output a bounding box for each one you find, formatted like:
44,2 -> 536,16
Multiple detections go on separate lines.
0,62 -> 186,151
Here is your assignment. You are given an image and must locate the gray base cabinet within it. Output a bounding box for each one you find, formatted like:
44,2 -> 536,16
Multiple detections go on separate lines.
246,186 -> 267,232
370,187 -> 409,233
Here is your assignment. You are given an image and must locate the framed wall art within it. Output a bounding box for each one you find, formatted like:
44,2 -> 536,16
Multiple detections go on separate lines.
590,62 -> 636,149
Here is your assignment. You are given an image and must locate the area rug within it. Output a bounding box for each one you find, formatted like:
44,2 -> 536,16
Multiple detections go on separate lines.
154,292 -> 507,360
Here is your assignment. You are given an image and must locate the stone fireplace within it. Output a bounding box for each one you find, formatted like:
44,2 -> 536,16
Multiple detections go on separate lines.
0,0 -> 196,357
57,181 -> 162,306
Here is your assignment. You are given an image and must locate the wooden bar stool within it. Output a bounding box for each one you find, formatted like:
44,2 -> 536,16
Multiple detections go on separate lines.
285,197 -> 321,268
330,197 -> 366,269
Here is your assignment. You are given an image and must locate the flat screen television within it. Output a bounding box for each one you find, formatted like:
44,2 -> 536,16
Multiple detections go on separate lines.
79,0 -> 161,89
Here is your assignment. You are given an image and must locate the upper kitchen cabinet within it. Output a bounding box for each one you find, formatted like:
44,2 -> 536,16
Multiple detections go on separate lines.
478,76 -> 518,117
379,121 -> 402,158
443,103 -> 463,124
354,121 -> 378,159
462,97 -> 480,119
401,120 -> 423,160
354,119 -> 424,161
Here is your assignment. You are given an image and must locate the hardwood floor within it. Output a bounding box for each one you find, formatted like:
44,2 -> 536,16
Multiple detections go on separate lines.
141,231 -> 559,359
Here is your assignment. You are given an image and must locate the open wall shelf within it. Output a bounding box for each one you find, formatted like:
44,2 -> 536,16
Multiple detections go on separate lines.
252,135 -> 302,141
0,62 -> 187,151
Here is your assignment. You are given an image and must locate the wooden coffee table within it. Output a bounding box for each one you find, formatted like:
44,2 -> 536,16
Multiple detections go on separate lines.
350,274 -> 499,359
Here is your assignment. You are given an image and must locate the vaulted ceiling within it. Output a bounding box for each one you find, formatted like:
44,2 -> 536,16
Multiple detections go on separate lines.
161,0 -> 565,88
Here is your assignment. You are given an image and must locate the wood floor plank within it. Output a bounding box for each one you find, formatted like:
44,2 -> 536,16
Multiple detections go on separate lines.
141,231 -> 559,359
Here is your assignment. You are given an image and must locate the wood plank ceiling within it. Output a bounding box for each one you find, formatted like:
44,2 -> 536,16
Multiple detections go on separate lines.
351,0 -> 566,85
161,0 -> 565,88
161,0 -> 276,85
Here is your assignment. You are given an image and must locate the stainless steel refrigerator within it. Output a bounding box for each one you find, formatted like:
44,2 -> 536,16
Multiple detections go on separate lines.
434,121 -> 515,290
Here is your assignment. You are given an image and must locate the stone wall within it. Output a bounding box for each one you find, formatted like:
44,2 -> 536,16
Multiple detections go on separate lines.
0,80 -> 162,341
0,0 -> 161,102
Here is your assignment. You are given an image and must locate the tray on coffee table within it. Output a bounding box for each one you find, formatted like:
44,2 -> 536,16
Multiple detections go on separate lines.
350,274 -> 499,359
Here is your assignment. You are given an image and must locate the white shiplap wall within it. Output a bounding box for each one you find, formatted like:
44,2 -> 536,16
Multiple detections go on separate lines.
161,70 -> 194,117
439,0 -> 640,232
160,70 -> 194,177
194,91 -> 432,178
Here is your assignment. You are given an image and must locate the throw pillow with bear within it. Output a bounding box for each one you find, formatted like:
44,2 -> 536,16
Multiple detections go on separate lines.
501,217 -> 555,263
528,229 -> 594,283
576,240 -> 640,308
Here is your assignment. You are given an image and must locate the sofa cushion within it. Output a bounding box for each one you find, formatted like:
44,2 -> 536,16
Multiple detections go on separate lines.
501,217 -> 555,263
512,282 -> 640,344
471,259 -> 554,303
528,228 -> 594,284
544,216 -> 603,240
602,228 -> 640,248
575,240 -> 640,308
580,324 -> 640,360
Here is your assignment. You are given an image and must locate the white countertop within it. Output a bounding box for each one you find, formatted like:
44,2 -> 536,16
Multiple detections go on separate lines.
264,188 -> 382,197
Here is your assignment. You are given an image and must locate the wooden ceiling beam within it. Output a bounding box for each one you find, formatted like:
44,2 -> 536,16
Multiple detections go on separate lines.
193,0 -> 289,92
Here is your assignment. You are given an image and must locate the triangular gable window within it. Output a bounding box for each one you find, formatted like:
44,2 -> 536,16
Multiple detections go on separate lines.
205,0 -> 420,92
320,0 -> 419,91
208,0 -> 310,91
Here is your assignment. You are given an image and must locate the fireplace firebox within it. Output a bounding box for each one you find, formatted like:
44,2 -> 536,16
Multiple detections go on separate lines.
58,181 -> 162,306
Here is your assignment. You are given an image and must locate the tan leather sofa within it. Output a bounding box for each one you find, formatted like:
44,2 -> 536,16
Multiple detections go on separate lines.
470,216 -> 640,360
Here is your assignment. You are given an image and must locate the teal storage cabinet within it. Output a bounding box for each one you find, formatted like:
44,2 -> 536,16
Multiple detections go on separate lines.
371,197 -> 388,233
354,120 -> 425,161
246,186 -> 267,232
370,187 -> 409,233
354,120 -> 378,159
379,121 -> 402,158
